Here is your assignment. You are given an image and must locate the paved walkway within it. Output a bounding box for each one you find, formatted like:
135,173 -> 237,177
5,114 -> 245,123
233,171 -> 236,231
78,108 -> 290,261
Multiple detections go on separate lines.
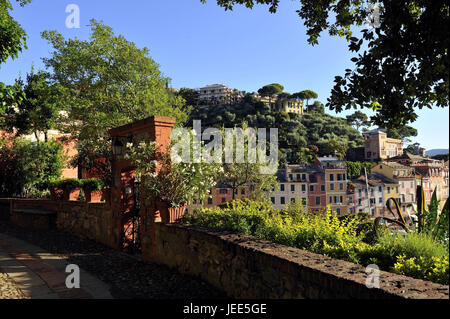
0,221 -> 227,299
0,232 -> 113,299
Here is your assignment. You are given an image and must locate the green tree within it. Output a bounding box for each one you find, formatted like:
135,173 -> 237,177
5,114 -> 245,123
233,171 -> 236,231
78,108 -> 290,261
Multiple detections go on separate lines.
405,142 -> 423,156
307,100 -> 325,113
346,161 -> 377,179
431,154 -> 449,162
0,138 -> 65,197
0,0 -> 31,116
0,0 -> 31,65
277,92 -> 292,99
326,138 -> 348,159
206,0 -> 449,128
41,19 -> 188,144
177,88 -> 199,108
2,68 -> 65,142
387,126 -> 418,143
258,83 -> 284,106
346,111 -> 371,133
217,124 -> 278,201
295,90 -> 318,109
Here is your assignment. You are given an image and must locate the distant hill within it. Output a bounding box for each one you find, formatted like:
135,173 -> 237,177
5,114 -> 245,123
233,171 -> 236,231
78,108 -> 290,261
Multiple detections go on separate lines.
426,149 -> 449,157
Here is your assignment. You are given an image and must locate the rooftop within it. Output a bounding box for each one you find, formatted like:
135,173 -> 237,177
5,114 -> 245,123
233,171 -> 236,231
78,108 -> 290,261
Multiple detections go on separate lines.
353,172 -> 398,186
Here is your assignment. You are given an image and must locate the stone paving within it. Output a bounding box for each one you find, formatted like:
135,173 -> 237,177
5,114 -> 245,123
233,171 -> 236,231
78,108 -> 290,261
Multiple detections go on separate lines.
0,272 -> 28,299
0,221 -> 227,299
0,232 -> 113,299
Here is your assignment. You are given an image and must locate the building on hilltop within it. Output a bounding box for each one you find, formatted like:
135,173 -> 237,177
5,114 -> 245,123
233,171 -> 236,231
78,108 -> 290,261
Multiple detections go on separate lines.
251,93 -> 305,116
197,84 -> 244,105
275,98 -> 304,116
363,129 -> 403,161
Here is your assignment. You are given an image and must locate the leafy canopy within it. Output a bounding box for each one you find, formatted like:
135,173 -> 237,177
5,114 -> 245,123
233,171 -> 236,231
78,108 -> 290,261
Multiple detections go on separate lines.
2,68 -> 65,141
203,0 -> 449,128
0,0 -> 31,116
0,0 -> 31,65
41,19 -> 188,144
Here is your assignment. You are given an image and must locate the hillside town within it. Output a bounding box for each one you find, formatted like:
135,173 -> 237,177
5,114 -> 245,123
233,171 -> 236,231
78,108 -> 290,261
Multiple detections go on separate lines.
1,1 -> 448,303
2,82 -> 448,221
176,84 -> 449,219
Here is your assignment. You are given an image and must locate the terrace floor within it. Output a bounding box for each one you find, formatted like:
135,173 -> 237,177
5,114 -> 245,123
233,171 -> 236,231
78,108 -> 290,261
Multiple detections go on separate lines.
0,221 -> 227,299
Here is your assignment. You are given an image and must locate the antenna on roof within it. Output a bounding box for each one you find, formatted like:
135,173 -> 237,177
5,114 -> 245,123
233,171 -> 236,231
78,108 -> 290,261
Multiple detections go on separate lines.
365,167 -> 372,214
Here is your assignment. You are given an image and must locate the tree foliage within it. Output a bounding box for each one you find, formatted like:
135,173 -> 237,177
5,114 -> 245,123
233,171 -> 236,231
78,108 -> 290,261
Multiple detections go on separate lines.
346,161 -> 377,180
386,125 -> 418,143
205,0 -> 449,128
0,0 -> 31,65
188,97 -> 364,164
346,111 -> 371,132
41,19 -> 188,144
177,88 -> 199,108
0,0 -> 31,116
2,68 -> 65,141
258,83 -> 284,102
0,138 -> 65,197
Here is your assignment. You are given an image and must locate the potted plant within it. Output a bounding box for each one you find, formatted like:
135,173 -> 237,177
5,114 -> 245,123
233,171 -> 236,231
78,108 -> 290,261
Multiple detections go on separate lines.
48,180 -> 63,201
126,141 -> 219,224
58,178 -> 82,201
81,178 -> 104,203
70,140 -> 113,205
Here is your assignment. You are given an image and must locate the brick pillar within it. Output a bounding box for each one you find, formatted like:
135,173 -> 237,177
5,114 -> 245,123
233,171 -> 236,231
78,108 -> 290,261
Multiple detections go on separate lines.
109,116 -> 176,255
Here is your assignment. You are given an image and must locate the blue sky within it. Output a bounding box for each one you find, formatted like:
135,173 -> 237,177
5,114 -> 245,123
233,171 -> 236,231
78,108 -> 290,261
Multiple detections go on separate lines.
1,0 -> 448,150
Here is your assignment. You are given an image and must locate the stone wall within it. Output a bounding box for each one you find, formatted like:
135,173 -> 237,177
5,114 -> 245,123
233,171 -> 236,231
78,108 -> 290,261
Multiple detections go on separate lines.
56,201 -> 113,247
0,199 -> 11,221
0,199 -> 113,248
148,223 -> 449,299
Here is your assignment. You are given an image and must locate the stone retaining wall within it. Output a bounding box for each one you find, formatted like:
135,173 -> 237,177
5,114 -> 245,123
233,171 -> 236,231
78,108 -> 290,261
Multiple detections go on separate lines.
56,201 -> 112,247
148,223 -> 450,299
0,199 -> 113,248
0,199 -> 11,221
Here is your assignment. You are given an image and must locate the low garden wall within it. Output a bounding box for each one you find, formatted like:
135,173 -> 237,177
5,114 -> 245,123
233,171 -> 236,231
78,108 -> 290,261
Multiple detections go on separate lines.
2,198 -> 449,299
148,223 -> 450,299
0,199 -> 11,221
56,201 -> 113,247
0,199 -> 113,247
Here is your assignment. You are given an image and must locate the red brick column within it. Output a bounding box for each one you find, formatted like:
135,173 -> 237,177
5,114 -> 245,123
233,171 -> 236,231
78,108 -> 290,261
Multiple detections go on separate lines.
109,116 -> 176,255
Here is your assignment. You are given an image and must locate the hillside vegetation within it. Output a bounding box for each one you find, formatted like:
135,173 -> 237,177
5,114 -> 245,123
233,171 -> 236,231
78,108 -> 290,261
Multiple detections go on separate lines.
188,96 -> 364,164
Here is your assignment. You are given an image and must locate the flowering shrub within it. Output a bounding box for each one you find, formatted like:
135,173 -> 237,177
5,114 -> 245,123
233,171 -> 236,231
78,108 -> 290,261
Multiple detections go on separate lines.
184,199 -> 449,285
393,255 -> 449,285
126,140 -> 219,207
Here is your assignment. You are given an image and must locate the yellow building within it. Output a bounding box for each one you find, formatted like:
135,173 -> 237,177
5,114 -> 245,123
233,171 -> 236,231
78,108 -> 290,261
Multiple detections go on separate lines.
371,161 -> 416,212
363,129 -> 403,161
276,98 -> 304,116
252,94 -> 304,116
316,156 -> 348,215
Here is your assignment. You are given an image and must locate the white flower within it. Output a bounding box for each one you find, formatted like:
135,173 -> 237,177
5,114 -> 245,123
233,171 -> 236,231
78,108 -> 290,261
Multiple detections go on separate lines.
126,142 -> 133,148
172,154 -> 182,164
